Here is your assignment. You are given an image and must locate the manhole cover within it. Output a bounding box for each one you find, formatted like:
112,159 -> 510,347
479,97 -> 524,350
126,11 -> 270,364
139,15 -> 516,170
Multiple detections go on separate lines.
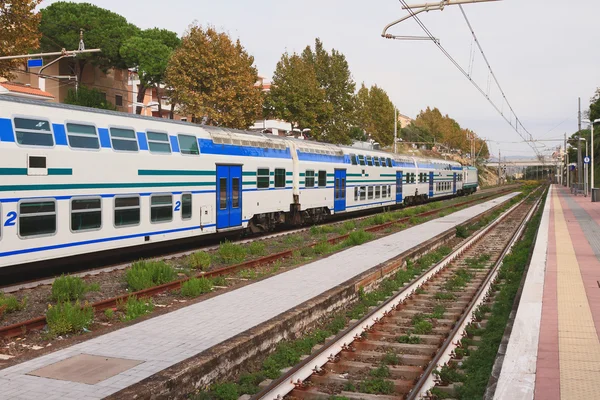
28,354 -> 143,384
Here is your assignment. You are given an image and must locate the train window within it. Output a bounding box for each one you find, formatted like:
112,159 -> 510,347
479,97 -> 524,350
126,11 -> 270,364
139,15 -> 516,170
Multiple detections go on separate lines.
182,193 -> 192,220
257,168 -> 270,189
219,179 -> 227,209
386,158 -> 392,167
373,157 -> 380,167
110,127 -> 138,152
375,186 -> 381,199
14,117 -> 53,147
274,169 -> 286,188
358,155 -> 366,166
350,154 -> 358,165
354,187 -> 359,201
318,170 -> 327,187
71,198 -> 102,232
368,186 -> 373,200
147,131 -> 172,153
360,186 -> 366,201
151,194 -> 173,223
411,174 -> 416,184
305,170 -> 315,188
66,123 -> 100,149
388,185 -> 391,197
382,185 -> 387,198
19,200 -> 56,237
366,156 -> 373,166
114,196 -> 140,227
232,178 -> 240,208
178,134 -> 199,155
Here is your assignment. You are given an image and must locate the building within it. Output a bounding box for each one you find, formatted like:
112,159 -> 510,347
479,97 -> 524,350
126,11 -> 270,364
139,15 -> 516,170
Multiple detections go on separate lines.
250,75 -> 292,137
398,112 -> 413,128
0,81 -> 54,101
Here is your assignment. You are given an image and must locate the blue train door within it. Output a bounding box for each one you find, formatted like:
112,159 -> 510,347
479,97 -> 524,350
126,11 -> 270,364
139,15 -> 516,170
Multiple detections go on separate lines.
429,172 -> 434,198
453,173 -> 457,195
216,165 -> 242,229
396,171 -> 403,203
334,169 -> 346,212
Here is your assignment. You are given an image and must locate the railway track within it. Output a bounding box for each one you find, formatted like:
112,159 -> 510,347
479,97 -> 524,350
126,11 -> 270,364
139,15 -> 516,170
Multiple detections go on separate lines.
0,185 -> 521,340
253,189 -> 541,400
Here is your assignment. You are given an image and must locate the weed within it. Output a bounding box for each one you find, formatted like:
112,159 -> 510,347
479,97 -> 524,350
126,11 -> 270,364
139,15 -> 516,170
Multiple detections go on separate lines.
247,241 -> 266,256
435,292 -> 456,301
218,241 -> 247,264
455,225 -> 470,238
370,364 -> 391,378
431,305 -> 446,319
125,260 -> 177,291
434,365 -> 465,385
300,246 -> 315,258
207,383 -> 239,400
415,287 -> 426,295
188,251 -> 211,270
313,241 -> 333,255
430,387 -> 453,399
344,381 -> 357,392
181,277 -> 213,297
51,274 -> 99,302
238,269 -> 258,280
118,296 -> 154,321
444,268 -> 473,292
343,220 -> 356,231
358,378 -> 394,395
212,276 -> 228,287
46,301 -> 94,336
382,352 -> 400,365
413,320 -> 433,334
397,333 -> 421,344
104,308 -> 114,320
0,292 -> 26,316
343,230 -> 373,246
465,254 -> 491,269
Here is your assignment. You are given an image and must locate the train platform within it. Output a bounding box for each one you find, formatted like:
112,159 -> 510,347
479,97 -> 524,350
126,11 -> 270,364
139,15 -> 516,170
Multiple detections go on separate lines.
494,185 -> 600,400
0,193 -> 518,400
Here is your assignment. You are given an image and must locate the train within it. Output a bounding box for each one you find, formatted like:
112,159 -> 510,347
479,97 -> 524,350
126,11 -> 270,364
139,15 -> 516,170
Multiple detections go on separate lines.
0,96 -> 478,271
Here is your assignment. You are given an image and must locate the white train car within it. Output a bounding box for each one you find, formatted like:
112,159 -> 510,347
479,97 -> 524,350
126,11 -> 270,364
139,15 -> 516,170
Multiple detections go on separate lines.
0,97 -> 478,271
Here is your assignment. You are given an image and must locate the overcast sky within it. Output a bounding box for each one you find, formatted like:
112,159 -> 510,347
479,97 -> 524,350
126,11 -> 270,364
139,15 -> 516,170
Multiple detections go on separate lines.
44,0 -> 600,158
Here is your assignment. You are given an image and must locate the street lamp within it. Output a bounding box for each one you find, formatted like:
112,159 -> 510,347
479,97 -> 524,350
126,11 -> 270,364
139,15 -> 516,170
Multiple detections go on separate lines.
582,118 -> 600,190
580,137 -> 588,196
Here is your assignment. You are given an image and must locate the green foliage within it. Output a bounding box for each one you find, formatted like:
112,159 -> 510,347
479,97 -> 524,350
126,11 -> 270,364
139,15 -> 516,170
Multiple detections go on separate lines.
166,25 -> 262,129
181,277 -> 213,297
46,301 -> 94,336
358,377 -> 394,395
125,260 -> 177,291
444,268 -> 473,292
313,241 -> 334,255
104,308 -> 114,320
118,296 -> 154,321
430,305 -> 446,319
455,225 -> 469,238
64,86 -> 117,110
218,241 -> 247,264
247,241 -> 266,256
369,365 -> 390,378
40,2 -> 139,73
212,276 -> 228,287
188,251 -> 212,270
238,269 -> 258,280
0,292 -> 26,316
51,274 -> 99,302
465,254 -> 491,269
382,352 -> 400,365
413,320 -> 433,334
435,292 -> 456,301
343,230 -> 373,247
354,83 -> 396,146
434,365 -> 465,385
397,333 -> 421,344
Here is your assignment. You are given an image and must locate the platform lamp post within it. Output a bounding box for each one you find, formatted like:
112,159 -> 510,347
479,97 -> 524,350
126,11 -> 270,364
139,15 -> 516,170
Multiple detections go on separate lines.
582,119 -> 600,190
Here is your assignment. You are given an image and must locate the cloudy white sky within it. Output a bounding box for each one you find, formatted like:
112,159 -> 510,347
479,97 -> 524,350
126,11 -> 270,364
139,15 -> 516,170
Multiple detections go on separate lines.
44,0 -> 600,158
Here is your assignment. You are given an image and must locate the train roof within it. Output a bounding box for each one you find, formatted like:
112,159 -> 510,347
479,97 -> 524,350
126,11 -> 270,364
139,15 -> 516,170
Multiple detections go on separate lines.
0,96 -> 466,166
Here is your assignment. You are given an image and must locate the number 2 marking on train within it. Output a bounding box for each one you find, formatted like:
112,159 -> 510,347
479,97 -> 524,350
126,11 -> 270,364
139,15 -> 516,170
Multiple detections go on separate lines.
4,211 -> 17,227
174,201 -> 181,212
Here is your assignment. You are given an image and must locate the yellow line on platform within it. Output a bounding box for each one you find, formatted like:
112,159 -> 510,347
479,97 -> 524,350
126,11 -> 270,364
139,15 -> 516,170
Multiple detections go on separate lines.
553,191 -> 600,399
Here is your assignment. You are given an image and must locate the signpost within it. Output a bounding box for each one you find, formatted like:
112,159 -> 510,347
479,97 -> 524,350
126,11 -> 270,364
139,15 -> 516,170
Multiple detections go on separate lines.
27,59 -> 43,68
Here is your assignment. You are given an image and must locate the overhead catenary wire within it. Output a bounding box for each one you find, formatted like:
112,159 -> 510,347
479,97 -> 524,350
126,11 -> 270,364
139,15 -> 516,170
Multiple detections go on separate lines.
395,0 -> 543,159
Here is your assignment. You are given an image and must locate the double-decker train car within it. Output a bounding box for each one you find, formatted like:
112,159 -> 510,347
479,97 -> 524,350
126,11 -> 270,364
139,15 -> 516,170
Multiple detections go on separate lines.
0,97 -> 478,271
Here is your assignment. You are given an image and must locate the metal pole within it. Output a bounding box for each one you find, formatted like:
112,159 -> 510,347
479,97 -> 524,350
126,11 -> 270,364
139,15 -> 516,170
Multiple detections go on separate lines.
394,107 -> 397,154
592,122 -> 595,190
567,151 -> 569,188
578,98 -> 582,194
0,48 -> 101,60
564,132 -> 567,186
498,149 -> 501,185
586,140 -> 589,196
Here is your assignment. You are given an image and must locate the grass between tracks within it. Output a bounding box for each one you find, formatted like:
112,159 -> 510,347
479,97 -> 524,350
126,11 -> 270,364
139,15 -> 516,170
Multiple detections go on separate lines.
192,186 -> 541,400
431,188 -> 546,400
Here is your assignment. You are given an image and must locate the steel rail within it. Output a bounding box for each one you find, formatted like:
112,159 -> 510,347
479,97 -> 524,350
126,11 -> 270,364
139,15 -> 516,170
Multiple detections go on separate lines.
0,187 -> 517,339
252,190 -> 535,400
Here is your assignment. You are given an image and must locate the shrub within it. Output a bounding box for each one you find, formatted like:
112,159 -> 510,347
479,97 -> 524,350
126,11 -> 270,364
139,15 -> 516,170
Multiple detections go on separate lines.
382,352 -> 400,365
397,333 -> 421,344
218,241 -> 247,264
51,274 -> 98,302
104,308 -> 114,320
413,320 -> 433,334
313,241 -> 333,255
118,296 -> 154,321
455,225 -> 470,238
212,276 -> 228,287
188,251 -> 211,270
181,277 -> 213,297
0,292 -> 26,316
125,260 -> 176,291
46,301 -> 94,336
247,241 -> 266,256
343,230 -> 373,247
358,378 -> 394,395
210,383 -> 239,400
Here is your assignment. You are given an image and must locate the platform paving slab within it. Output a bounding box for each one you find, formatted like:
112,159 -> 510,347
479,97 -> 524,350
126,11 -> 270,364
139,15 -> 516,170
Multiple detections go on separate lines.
0,193 -> 518,400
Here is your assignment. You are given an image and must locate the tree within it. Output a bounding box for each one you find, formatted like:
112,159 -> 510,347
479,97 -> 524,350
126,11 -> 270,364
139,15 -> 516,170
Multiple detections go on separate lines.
39,2 -> 139,80
165,25 -> 262,129
120,29 -> 180,115
590,88 -> 600,122
64,85 -> 117,110
265,52 -> 325,135
354,84 -> 395,146
0,0 -> 42,79
301,39 -> 355,144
